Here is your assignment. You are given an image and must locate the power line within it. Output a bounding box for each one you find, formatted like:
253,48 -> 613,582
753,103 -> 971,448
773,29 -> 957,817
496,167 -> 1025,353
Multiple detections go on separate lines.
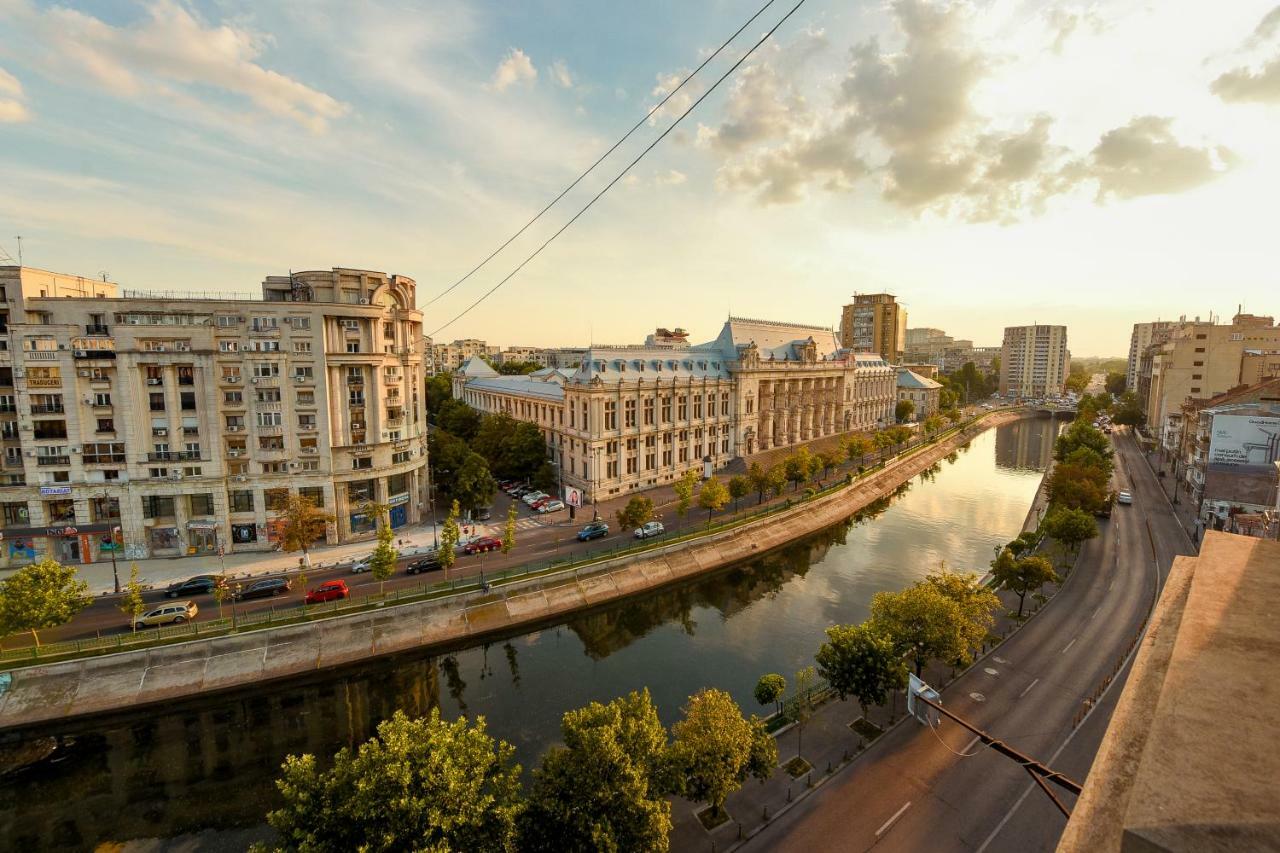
429,0 -> 810,338
423,0 -> 782,310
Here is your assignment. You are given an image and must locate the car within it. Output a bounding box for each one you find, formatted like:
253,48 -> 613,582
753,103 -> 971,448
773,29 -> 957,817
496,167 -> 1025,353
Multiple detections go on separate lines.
405,555 -> 442,575
464,536 -> 502,555
634,521 -> 665,539
304,580 -> 349,604
134,600 -> 198,629
164,574 -> 226,599
529,496 -> 553,510
538,500 -> 565,514
1117,490 -> 1133,505
509,484 -> 532,497
473,507 -> 492,521
350,558 -> 371,573
498,480 -> 516,490
523,492 -> 549,506
234,577 -> 291,600
577,521 -> 609,541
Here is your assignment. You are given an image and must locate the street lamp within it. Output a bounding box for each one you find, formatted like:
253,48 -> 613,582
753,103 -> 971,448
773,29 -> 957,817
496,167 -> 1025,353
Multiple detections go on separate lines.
100,492 -> 121,594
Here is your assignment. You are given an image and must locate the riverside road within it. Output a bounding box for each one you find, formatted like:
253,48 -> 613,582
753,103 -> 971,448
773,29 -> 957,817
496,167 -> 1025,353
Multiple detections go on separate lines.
743,427 -> 1194,853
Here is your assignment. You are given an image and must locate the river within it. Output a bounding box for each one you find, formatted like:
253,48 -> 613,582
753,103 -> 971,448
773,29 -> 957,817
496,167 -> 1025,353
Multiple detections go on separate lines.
0,418 -> 1061,850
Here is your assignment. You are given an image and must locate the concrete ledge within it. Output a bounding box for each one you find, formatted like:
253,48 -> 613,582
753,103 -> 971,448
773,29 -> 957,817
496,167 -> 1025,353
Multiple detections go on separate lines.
0,412 -> 1024,731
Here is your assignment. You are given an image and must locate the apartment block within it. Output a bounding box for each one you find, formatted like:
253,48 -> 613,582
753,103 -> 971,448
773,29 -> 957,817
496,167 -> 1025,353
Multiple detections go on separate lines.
840,293 -> 907,363
0,266 -> 427,569
999,325 -> 1070,397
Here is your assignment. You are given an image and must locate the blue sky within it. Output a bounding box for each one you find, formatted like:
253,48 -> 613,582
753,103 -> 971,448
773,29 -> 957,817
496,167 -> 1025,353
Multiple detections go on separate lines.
1,0 -> 1277,356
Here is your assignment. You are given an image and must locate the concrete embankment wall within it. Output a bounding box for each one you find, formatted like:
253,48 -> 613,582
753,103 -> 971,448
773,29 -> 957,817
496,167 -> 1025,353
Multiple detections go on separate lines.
0,412 -> 1025,731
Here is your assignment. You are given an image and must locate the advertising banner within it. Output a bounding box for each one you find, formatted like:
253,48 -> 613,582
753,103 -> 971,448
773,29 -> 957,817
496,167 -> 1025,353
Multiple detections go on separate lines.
564,486 -> 583,508
1208,414 -> 1280,472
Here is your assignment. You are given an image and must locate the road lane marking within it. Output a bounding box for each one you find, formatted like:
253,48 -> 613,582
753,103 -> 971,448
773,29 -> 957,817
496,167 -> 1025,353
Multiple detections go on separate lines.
875,801 -> 912,838
1090,606 -> 1100,621
1019,678 -> 1039,698
1061,637 -> 1077,654
1109,579 -> 1115,591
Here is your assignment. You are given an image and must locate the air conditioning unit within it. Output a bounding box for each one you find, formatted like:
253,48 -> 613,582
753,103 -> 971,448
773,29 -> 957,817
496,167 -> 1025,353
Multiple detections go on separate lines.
24,450 -> 34,458
73,349 -> 87,358
359,298 -> 370,305
227,375 -> 240,383
147,378 -> 162,385
294,374 -> 305,382
153,345 -> 167,352
175,343 -> 190,352
228,425 -> 242,432
236,316 -> 246,323
250,377 -> 259,384
289,462 -> 300,469
228,449 -> 241,457
78,370 -> 90,378
170,471 -> 183,480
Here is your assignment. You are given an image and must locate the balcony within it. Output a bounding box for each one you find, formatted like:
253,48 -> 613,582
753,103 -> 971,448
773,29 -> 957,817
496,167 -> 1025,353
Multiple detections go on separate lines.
257,424 -> 284,435
23,351 -> 58,361
84,453 -> 127,464
146,450 -> 202,462
221,374 -> 242,384
385,417 -> 405,430
250,375 -> 279,386
85,324 -> 110,336
300,446 -> 319,454
36,455 -> 71,466
0,404 -> 14,414
29,404 -> 65,415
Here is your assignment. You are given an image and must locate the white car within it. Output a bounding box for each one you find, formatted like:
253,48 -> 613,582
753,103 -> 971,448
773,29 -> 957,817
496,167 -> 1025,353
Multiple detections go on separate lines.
634,521 -> 665,539
1116,490 -> 1133,505
522,491 -> 549,506
350,558 -> 371,573
538,499 -> 565,513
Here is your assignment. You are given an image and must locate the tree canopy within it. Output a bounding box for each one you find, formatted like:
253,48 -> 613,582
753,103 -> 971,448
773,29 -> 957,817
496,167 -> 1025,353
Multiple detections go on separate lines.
0,558 -> 92,647
674,469 -> 699,517
871,582 -> 971,676
990,549 -> 1059,617
436,397 -> 482,441
895,400 -> 915,423
455,451 -> 498,514
273,493 -> 333,560
815,622 -> 906,719
617,496 -> 655,532
1041,507 -> 1098,551
698,477 -> 729,521
667,689 -> 777,818
753,674 -> 786,715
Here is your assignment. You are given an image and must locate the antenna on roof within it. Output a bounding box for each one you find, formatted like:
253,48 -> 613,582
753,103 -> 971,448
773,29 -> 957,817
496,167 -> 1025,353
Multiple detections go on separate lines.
13,235 -> 22,266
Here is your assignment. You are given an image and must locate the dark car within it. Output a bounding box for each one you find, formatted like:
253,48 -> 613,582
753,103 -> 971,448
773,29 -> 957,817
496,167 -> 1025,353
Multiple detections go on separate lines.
165,574 -> 226,599
577,521 -> 609,542
405,554 -> 442,575
234,577 -> 292,600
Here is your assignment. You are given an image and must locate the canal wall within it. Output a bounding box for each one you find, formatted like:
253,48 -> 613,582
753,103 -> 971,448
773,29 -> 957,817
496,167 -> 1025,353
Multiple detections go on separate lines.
0,411 -> 1028,731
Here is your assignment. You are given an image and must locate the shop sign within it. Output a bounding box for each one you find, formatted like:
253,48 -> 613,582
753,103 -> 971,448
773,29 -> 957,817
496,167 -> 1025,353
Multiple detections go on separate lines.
388,493 -> 410,506
39,486 -> 73,496
187,519 -> 218,530
2,522 -> 113,538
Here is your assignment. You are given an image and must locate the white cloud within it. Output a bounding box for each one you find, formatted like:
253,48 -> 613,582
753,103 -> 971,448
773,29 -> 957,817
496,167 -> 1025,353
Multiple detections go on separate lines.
490,48 -> 537,91
550,59 -> 574,89
648,70 -> 697,125
655,169 -> 687,186
0,0 -> 347,132
1211,5 -> 1280,104
0,65 -> 30,122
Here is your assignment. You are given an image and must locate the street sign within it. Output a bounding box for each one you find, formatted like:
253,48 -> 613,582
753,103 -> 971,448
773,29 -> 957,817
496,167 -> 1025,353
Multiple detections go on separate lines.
908,673 -> 941,727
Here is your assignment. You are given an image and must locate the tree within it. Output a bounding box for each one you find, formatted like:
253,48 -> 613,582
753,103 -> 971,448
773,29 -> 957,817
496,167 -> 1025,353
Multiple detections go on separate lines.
844,434 -> 872,466
922,414 -> 944,433
436,397 -> 482,441
1005,531 -> 1041,557
872,431 -> 895,456
1055,420 -> 1112,463
502,504 -> 517,555
273,493 -> 334,569
438,500 -> 461,576
697,476 -> 729,523
667,688 -> 777,821
519,690 -> 670,853
991,549 -> 1059,617
212,579 -> 229,620
368,515 -> 398,595
264,709 -> 522,853
498,360 -> 541,375
870,583 -> 968,676
815,623 -> 907,721
922,569 -> 1001,665
747,462 -> 770,504
425,372 -> 453,419
818,448 -> 844,479
783,448 -> 815,491
1112,391 -> 1145,426
754,673 -> 787,717
1104,371 -> 1127,396
617,495 -> 655,533
505,422 -> 552,481
119,563 -> 146,632
728,475 -> 750,511
885,425 -> 913,448
1062,445 -> 1114,479
792,665 -> 818,763
429,429 -> 473,500
765,464 -> 788,499
1064,372 -> 1089,395
0,558 -> 91,648
895,399 -> 915,423
944,407 -> 962,423
1042,506 -> 1098,552
1047,462 -> 1111,514
674,469 -> 699,518
531,461 -> 559,495
455,451 -> 498,515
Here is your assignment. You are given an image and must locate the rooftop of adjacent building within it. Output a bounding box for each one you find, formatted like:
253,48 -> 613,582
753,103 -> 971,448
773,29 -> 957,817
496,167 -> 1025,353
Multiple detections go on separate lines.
848,292 -> 900,305
896,367 -> 942,389
1057,530 -> 1280,853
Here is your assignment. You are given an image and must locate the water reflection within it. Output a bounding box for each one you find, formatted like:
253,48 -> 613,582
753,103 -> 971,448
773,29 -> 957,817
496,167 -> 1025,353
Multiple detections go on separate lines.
0,421 -> 1051,849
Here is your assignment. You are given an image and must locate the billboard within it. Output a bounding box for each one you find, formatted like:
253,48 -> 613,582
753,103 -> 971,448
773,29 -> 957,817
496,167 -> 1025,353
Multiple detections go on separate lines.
1207,414 -> 1280,472
563,486 -> 583,508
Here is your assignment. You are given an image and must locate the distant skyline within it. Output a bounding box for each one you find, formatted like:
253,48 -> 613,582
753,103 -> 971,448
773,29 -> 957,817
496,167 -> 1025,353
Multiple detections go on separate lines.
2,0 -> 1278,357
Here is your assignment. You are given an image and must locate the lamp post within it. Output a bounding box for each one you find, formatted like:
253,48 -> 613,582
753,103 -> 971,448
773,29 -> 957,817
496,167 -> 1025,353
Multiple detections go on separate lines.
100,493 -> 121,594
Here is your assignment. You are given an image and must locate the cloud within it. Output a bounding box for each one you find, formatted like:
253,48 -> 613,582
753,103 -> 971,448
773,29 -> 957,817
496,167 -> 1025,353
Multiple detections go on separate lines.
490,48 -> 537,91
550,59 -> 574,89
0,0 -> 347,132
1045,5 -> 1108,54
1211,5 -> 1280,105
655,169 -> 687,186
0,66 -> 30,122
1066,115 -> 1235,200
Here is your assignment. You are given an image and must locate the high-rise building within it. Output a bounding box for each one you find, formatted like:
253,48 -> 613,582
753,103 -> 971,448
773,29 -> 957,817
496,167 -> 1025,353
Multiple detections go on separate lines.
999,325 -> 1070,397
840,293 -> 906,363
1127,321 -> 1178,392
0,265 -> 427,569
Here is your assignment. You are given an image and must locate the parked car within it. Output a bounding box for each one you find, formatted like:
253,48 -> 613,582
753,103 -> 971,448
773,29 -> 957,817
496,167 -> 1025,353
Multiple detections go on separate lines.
350,558 -> 371,573
1117,490 -> 1133,505
577,521 -> 609,541
538,500 -> 565,514
523,491 -> 549,506
464,536 -> 502,555
234,577 -> 291,600
304,580 -> 349,604
473,507 -> 493,521
529,496 -> 553,510
509,484 -> 532,497
134,600 -> 198,629
405,555 -> 441,575
165,574 -> 226,599
634,521 -> 665,539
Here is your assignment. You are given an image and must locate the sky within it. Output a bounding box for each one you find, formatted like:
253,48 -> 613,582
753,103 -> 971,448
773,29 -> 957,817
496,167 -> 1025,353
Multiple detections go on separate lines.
0,0 -> 1277,357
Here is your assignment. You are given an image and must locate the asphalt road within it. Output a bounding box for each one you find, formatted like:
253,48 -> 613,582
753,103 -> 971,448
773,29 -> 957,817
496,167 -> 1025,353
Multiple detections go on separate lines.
743,427 -> 1194,853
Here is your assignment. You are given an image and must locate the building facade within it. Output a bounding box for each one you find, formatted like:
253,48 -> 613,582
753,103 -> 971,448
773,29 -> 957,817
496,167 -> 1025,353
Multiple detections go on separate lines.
999,325 -> 1070,397
1127,321 -> 1177,392
454,318 -> 896,502
0,266 -> 427,569
839,294 -> 906,363
897,368 -> 942,420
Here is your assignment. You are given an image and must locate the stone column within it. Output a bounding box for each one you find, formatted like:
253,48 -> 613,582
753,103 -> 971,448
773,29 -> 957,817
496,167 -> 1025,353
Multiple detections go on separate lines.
760,410 -> 773,451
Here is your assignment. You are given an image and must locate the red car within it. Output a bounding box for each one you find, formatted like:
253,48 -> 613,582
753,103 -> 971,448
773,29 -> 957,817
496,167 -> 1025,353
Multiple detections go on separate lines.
304,579 -> 350,604
529,496 -> 553,510
463,536 -> 503,555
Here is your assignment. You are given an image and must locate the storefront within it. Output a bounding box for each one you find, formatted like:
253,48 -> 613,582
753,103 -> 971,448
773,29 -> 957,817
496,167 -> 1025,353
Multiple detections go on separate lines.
147,525 -> 181,555
231,523 -> 259,545
388,493 -> 409,528
0,523 -> 114,566
186,519 -> 219,555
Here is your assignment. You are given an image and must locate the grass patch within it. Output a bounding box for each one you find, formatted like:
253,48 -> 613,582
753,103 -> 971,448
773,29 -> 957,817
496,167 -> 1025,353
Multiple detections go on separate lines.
849,717 -> 883,741
783,756 -> 813,778
695,805 -> 731,831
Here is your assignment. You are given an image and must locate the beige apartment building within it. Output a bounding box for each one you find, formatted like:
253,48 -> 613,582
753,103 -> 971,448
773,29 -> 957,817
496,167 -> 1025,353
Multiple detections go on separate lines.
999,325 -> 1070,397
454,317 -> 896,503
427,338 -> 499,374
1145,313 -> 1280,450
840,293 -> 906,363
1127,321 -> 1178,392
0,266 -> 426,569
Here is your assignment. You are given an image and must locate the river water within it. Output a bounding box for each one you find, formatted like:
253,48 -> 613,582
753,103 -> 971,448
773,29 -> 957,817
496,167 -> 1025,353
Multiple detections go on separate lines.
0,418 -> 1060,850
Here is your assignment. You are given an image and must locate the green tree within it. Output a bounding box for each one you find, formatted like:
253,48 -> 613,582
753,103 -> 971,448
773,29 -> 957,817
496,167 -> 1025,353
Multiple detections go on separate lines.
1064,372 -> 1089,395
922,413 -> 944,433
944,407 -> 962,423
895,399 -> 915,423
436,397 -> 482,441
425,372 -> 453,419
617,495 -> 655,532
1047,462 -> 1111,514
519,690 -> 670,853
455,451 -> 498,515
498,360 -> 541,375
506,422 -> 552,481
886,425 -> 913,448
264,709 -> 522,853
815,622 -> 907,721
747,462 -> 770,504
753,673 -> 787,717
368,516 -> 398,596
872,431 -> 896,456
119,563 -> 146,632
765,464 -> 788,499
792,665 -> 818,763
991,549 -> 1059,617
697,476 -> 729,523
674,469 -> 699,517
667,688 -> 777,821
438,500 -> 461,577
922,569 -> 1001,665
817,448 -> 843,479
502,504 -> 518,555
212,579 -> 229,620
429,429 -> 474,501
1042,506 -> 1099,552
1104,371 -> 1127,396
870,583 -> 968,676
844,434 -> 872,466
783,448 -> 815,491
273,492 -> 334,569
1005,530 -> 1041,558
1055,420 -> 1112,463
0,557 -> 91,648
728,475 -> 750,511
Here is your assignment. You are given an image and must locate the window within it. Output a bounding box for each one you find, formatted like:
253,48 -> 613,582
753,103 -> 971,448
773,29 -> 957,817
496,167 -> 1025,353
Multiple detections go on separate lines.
189,493 -> 214,516
693,395 -> 703,419
643,398 -> 655,425
2,502 -> 29,525
256,388 -> 281,403
221,366 -> 242,381
290,316 -> 311,330
252,340 -> 280,352
142,495 -> 176,518
300,486 -> 325,507
177,367 -> 194,386
96,417 -> 114,433
298,414 -> 316,430
678,396 -> 688,420
251,317 -> 278,332
352,456 -> 373,470
299,460 -> 319,472
624,399 -> 637,428
230,490 -> 254,512
721,392 -> 730,416
346,342 -> 361,353
262,461 -> 287,474
1194,347 -> 1205,353
295,366 -> 314,380
297,391 -> 315,406
392,450 -> 411,464
149,392 -> 165,412
93,392 -> 111,407
180,391 -> 196,411
217,315 -> 239,327
257,411 -> 283,427
224,390 -> 243,404
228,461 -> 248,476
253,362 -> 279,378
605,401 -> 617,430
226,415 -> 245,430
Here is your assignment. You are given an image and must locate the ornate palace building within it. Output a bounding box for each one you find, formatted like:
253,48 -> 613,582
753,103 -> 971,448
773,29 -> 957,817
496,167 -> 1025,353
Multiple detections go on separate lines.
454,317 -> 895,502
